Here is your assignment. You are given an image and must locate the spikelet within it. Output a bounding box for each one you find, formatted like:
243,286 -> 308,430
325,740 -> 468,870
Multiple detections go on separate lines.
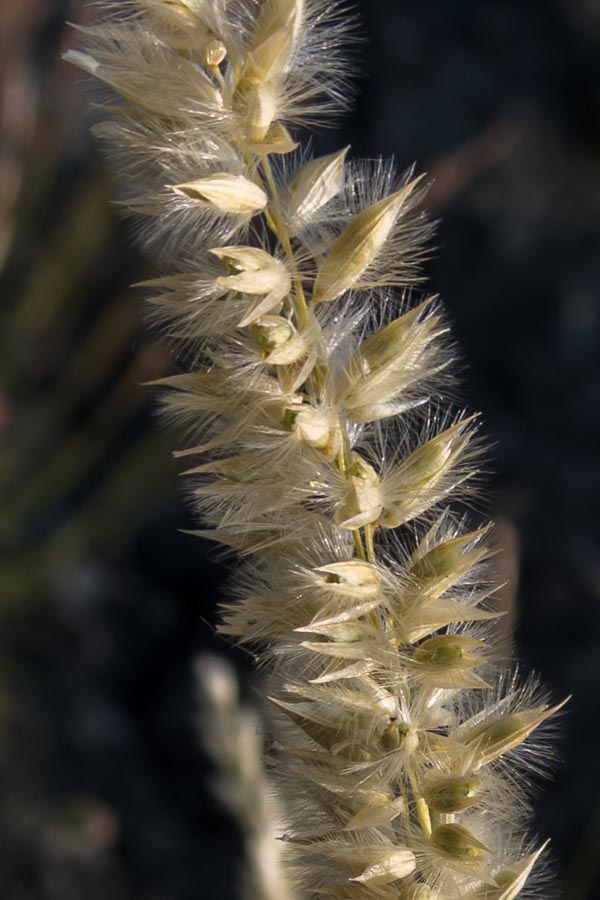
66,2 -> 564,897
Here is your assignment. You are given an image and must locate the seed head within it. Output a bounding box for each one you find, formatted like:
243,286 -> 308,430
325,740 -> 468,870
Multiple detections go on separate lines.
66,1 -> 564,896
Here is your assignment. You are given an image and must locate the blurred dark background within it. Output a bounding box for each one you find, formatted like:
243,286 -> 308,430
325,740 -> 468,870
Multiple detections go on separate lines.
1,0 -> 598,897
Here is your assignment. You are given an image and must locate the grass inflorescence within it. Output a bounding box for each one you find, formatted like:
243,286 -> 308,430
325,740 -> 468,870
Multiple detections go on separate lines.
66,2 -> 565,896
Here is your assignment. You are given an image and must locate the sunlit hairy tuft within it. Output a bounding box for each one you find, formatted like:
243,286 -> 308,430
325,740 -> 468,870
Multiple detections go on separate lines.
66,2 -> 564,896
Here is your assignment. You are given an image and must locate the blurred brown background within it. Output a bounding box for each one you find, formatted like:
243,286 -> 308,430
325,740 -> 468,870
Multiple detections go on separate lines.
1,1 -> 599,897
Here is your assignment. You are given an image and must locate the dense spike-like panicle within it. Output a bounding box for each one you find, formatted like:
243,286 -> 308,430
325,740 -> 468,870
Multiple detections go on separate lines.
66,3 -> 563,897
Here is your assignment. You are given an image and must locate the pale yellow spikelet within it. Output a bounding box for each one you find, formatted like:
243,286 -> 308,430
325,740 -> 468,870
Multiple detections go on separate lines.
429,823 -> 495,884
357,300 -> 438,371
136,0 -> 205,25
252,314 -> 307,365
313,176 -> 426,303
410,634 -> 489,690
403,600 -> 500,645
172,173 -> 268,213
233,2 -> 302,143
247,121 -> 299,156
333,297 -> 447,422
67,1 -> 565,896
431,823 -> 490,861
459,698 -> 569,768
312,560 -> 382,596
245,27 -> 295,84
334,453 -> 383,530
311,842 -> 417,886
291,405 -> 343,458
378,417 -> 478,528
469,842 -> 550,900
210,245 -> 289,291
343,796 -> 405,831
287,146 -> 349,226
135,0 -> 215,53
253,0 -> 305,50
422,774 -> 483,814
408,523 -> 493,600
209,245 -> 291,325
241,81 -> 279,143
349,849 -> 417,885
